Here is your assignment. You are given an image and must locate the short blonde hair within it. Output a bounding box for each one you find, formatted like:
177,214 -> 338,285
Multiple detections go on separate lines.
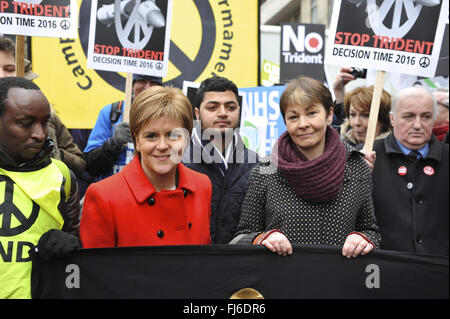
129,86 -> 193,150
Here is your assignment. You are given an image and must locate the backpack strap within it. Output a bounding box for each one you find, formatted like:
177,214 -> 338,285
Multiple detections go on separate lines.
110,100 -> 124,126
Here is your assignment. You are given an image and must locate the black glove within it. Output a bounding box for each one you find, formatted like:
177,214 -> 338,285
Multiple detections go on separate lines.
37,229 -> 82,261
112,121 -> 132,147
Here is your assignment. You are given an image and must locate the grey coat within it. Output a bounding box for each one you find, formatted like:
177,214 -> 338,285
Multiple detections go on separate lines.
231,143 -> 381,248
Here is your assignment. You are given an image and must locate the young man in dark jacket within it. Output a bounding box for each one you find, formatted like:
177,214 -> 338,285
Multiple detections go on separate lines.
182,76 -> 258,244
372,86 -> 449,256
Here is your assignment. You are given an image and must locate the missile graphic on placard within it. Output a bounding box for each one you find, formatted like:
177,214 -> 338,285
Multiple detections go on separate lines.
97,0 -> 165,28
413,0 -> 441,6
345,0 -> 440,7
345,0 -> 364,6
138,0 -> 165,27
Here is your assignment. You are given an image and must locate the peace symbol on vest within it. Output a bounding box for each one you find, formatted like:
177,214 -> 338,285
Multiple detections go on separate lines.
0,176 -> 40,237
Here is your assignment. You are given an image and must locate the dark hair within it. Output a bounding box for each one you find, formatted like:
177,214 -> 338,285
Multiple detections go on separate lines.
279,77 -> 333,118
0,37 -> 15,56
0,77 -> 40,116
194,76 -> 240,108
344,85 -> 392,133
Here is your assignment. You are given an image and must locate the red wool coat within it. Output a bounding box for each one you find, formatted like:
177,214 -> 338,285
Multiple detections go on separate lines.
80,156 -> 212,248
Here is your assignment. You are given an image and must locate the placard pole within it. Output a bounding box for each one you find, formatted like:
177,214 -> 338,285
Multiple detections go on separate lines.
363,70 -> 386,153
123,73 -> 133,123
15,35 -> 25,77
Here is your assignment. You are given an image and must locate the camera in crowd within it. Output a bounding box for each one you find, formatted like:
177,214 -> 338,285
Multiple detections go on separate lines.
349,67 -> 367,79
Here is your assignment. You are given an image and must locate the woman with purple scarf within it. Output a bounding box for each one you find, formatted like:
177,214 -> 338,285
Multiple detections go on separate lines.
230,77 -> 380,258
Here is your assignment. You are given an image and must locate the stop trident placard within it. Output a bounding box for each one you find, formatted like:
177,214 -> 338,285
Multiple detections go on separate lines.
87,0 -> 173,78
325,0 -> 448,78
0,0 -> 78,38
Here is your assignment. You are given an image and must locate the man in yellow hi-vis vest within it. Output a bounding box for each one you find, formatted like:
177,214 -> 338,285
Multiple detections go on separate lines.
0,77 -> 81,299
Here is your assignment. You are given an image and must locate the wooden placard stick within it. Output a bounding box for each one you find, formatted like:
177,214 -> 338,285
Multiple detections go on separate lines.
15,35 -> 25,77
122,73 -> 133,123
363,70 -> 386,153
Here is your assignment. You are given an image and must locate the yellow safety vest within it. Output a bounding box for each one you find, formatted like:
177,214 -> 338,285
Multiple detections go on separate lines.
0,159 -> 71,299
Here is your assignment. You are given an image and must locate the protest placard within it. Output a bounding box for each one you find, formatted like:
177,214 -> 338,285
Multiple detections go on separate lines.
280,23 -> 325,83
0,0 -> 78,38
33,0 -> 259,129
325,0 -> 448,152
87,0 -> 173,78
240,86 -> 286,156
325,0 -> 448,78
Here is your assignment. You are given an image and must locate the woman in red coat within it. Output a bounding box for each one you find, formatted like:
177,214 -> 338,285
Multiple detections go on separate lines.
80,86 -> 212,248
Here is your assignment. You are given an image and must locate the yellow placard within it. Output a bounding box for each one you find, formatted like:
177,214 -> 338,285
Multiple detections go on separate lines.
32,0 -> 259,128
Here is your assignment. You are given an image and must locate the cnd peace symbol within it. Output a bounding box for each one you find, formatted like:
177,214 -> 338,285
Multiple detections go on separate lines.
165,0 -> 216,87
0,176 -> 39,237
114,0 -> 154,50
419,56 -> 431,67
60,19 -> 71,30
352,0 -> 441,38
79,0 -> 216,89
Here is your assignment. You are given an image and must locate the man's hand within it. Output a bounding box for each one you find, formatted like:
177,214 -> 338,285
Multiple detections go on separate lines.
37,229 -> 82,261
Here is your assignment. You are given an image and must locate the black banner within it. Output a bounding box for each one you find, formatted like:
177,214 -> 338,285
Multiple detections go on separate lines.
31,245 -> 448,299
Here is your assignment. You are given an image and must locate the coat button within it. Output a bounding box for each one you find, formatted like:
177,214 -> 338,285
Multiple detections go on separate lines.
406,182 -> 413,189
183,190 -> 188,197
416,237 -> 423,244
157,230 -> 164,238
188,222 -> 192,229
147,197 -> 155,205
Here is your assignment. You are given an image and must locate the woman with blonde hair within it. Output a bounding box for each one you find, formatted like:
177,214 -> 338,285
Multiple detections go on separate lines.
81,86 -> 212,247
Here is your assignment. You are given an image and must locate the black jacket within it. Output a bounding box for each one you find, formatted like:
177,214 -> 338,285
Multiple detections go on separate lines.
372,133 -> 449,256
182,129 -> 258,244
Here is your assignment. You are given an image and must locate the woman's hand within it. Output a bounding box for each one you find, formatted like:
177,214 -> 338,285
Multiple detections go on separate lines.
359,150 -> 376,170
333,67 -> 356,104
261,231 -> 293,256
342,233 -> 374,258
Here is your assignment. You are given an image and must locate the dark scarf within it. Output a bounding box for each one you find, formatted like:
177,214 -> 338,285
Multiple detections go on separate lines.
272,127 -> 346,204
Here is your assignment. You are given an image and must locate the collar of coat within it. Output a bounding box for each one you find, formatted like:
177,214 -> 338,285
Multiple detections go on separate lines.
384,132 -> 442,163
340,118 -> 391,147
121,155 -> 197,204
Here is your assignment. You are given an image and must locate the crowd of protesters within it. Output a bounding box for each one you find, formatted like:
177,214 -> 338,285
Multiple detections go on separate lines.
0,35 -> 448,298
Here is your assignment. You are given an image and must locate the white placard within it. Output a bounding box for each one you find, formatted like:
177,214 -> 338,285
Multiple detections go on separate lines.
325,0 -> 448,78
87,0 -> 173,77
0,0 -> 78,38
